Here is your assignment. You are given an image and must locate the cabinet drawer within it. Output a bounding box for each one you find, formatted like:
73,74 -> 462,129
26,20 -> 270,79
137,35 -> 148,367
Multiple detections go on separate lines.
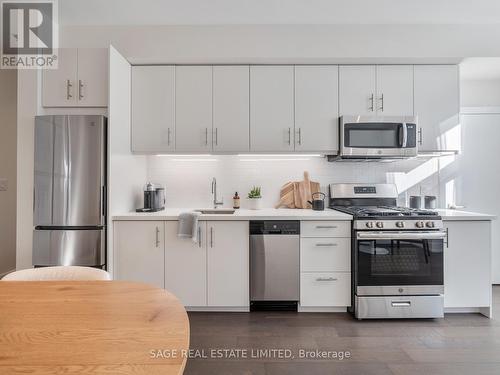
301,238 -> 350,272
301,221 -> 350,238
300,272 -> 351,307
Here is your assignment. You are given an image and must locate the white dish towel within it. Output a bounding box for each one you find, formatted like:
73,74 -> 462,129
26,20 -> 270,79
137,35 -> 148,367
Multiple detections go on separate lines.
178,211 -> 201,243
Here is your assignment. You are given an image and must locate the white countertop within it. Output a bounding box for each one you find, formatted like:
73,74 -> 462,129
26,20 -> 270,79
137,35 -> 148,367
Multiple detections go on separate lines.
435,209 -> 496,221
112,208 -> 353,221
112,208 -> 495,221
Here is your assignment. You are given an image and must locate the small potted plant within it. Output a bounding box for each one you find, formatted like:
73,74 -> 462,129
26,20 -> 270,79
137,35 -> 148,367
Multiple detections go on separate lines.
247,186 -> 262,210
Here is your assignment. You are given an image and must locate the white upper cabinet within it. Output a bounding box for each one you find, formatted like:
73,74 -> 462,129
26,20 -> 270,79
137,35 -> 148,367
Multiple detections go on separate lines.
250,66 -> 295,151
42,48 -> 78,107
213,66 -> 250,152
77,49 -> 109,107
175,66 -> 213,152
207,221 -> 249,307
339,65 -> 376,116
113,221 -> 165,289
42,48 -> 108,107
414,65 -> 460,151
295,66 -> 339,153
131,66 -> 175,153
376,65 -> 413,116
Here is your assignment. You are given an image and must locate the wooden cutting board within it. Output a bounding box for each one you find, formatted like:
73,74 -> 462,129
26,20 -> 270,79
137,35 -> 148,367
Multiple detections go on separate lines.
276,171 -> 321,209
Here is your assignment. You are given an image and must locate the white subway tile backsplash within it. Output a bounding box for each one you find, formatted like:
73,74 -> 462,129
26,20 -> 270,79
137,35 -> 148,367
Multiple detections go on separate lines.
146,155 -> 441,209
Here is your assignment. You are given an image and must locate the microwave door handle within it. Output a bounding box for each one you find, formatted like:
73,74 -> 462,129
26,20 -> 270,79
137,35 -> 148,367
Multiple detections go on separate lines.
402,123 -> 408,148
398,124 -> 404,147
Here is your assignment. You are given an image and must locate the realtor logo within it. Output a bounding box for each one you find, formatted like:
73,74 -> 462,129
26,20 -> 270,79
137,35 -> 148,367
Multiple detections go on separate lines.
1,0 -> 58,69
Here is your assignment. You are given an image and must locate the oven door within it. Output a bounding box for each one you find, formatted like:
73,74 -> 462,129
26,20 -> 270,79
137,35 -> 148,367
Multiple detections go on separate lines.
340,117 -> 417,158
355,231 -> 445,296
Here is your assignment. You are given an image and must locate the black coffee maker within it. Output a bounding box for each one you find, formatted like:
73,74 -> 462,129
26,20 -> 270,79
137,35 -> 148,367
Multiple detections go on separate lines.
136,183 -> 165,212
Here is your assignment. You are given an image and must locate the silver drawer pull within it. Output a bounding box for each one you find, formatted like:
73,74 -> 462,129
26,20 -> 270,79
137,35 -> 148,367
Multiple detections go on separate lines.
315,243 -> 338,247
391,301 -> 411,307
315,225 -> 337,229
316,277 -> 337,282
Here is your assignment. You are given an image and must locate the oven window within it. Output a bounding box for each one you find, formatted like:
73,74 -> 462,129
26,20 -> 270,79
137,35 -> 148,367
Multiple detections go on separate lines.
357,239 -> 443,286
344,122 -> 401,148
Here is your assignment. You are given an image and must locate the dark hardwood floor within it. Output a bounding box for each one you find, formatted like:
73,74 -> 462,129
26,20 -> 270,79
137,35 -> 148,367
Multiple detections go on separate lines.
185,287 -> 500,375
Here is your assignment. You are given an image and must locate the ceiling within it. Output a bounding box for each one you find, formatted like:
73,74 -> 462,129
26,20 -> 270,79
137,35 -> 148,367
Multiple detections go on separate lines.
461,58 -> 500,80
59,0 -> 500,26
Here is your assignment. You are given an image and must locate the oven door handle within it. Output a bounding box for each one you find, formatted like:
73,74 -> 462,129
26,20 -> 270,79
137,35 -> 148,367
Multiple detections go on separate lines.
357,231 -> 447,240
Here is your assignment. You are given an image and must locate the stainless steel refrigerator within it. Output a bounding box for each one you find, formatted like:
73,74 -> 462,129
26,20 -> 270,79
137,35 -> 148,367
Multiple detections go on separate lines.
33,115 -> 107,268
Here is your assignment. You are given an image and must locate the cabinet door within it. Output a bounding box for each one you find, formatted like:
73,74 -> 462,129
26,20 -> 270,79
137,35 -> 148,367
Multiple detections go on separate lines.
165,221 -> 207,307
77,48 -> 108,107
376,65 -> 413,116
207,221 -> 249,307
414,65 -> 460,151
444,221 -> 491,308
42,48 -> 78,107
131,66 -> 175,153
339,65 -> 376,116
250,66 -> 295,151
295,65 -> 339,153
213,66 -> 250,152
175,66 -> 213,152
113,221 -> 164,288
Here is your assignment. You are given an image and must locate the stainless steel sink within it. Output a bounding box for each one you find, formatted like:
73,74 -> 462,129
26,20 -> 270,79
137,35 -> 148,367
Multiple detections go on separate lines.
195,209 -> 236,215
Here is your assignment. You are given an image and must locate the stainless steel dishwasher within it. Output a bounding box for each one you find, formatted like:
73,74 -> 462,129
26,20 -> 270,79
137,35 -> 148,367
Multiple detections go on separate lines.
250,221 -> 300,311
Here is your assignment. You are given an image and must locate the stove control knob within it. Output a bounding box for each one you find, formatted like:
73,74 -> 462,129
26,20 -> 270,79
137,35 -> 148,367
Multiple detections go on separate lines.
416,221 -> 425,228
376,222 -> 384,229
396,221 -> 405,228
426,221 -> 435,228
365,222 -> 374,229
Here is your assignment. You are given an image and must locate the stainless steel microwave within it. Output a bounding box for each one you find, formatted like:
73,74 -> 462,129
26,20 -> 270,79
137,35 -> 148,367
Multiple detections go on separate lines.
338,115 -> 418,159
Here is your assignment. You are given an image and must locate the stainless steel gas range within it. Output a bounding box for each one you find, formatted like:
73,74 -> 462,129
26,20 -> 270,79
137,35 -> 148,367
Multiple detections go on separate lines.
330,184 -> 445,319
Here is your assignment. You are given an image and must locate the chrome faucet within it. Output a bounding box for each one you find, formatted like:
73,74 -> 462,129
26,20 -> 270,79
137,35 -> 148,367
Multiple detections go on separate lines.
211,177 -> 224,209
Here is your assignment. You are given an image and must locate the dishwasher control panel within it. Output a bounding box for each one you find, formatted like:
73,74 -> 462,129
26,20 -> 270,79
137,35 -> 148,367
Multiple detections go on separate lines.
250,221 -> 300,235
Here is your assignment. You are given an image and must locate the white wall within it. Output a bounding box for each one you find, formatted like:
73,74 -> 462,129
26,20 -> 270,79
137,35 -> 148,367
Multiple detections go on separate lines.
0,70 -> 17,276
60,24 -> 500,63
146,155 -> 441,210
461,79 -> 500,108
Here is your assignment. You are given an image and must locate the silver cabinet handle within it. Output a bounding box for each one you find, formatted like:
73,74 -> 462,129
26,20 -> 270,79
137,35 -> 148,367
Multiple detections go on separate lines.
316,277 -> 337,282
380,93 -> 384,112
198,227 -> 202,248
66,80 -> 73,100
315,243 -> 338,247
287,128 -> 291,145
369,93 -> 374,112
315,225 -> 337,229
210,227 -> 214,248
418,128 -> 423,145
445,227 -> 449,248
391,301 -> 411,307
167,128 -> 171,146
205,128 -> 208,146
298,128 -> 302,146
78,80 -> 84,100
155,226 -> 160,247
215,128 -> 218,146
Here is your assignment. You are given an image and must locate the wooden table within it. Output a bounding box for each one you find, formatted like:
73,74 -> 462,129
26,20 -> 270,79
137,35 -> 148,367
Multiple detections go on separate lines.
0,281 -> 190,374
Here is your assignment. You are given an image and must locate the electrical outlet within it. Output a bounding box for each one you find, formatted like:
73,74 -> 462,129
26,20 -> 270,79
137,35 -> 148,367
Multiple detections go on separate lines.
0,178 -> 8,191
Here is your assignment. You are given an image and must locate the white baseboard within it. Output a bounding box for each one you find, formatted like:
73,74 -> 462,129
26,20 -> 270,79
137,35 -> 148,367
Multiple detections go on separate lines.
298,306 -> 348,313
186,306 -> 250,312
445,306 -> 492,318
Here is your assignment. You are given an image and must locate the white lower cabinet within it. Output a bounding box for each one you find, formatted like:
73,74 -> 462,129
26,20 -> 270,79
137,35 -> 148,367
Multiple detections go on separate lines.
113,221 -> 165,289
165,221 -> 207,307
300,272 -> 351,307
207,221 -> 249,307
164,220 -> 249,308
444,220 -> 491,309
299,221 -> 351,308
